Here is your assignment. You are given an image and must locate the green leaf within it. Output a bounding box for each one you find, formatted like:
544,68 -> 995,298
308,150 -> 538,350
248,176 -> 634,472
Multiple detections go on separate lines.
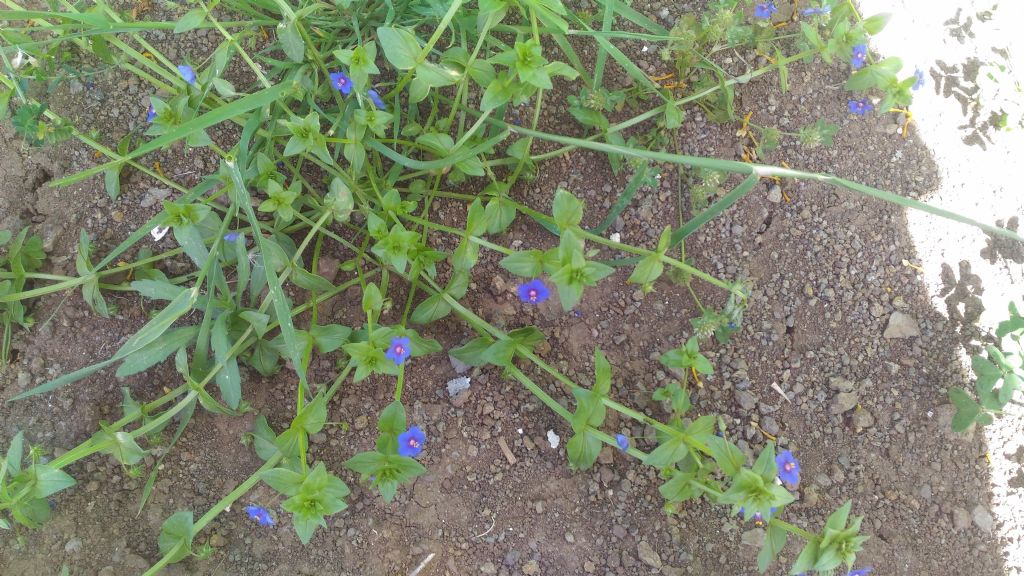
31,464 -> 75,498
658,470 -> 701,503
845,57 -> 903,92
99,430 -> 146,466
377,27 -> 420,70
174,8 -> 206,33
701,434 -> 745,477
862,13 -> 891,35
279,19 -> 305,62
627,254 -> 664,286
758,523 -> 788,573
378,400 -> 407,436
500,250 -> 545,277
309,324 -> 351,353
949,387 -> 982,432
566,432 -> 602,470
115,326 -> 198,377
551,188 -> 584,230
104,168 -> 121,200
211,314 -> 242,409
752,442 -> 778,481
450,337 -> 494,366
362,283 -> 383,313
643,435 -> 688,468
290,267 -> 335,293
411,293 -> 452,324
262,467 -> 305,497
157,511 -> 194,563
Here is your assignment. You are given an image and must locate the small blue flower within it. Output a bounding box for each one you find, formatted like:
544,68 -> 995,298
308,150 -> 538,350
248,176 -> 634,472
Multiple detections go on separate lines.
753,2 -> 776,19
329,71 -> 352,95
912,68 -> 925,91
517,279 -> 550,304
776,450 -> 800,485
224,231 -> 241,242
245,504 -> 274,526
386,336 -> 412,365
738,506 -> 778,526
801,6 -> 831,16
847,569 -> 873,576
615,434 -> 629,451
177,64 -> 197,86
398,425 -> 426,458
851,44 -> 868,70
146,103 -> 156,123
848,98 -> 874,116
367,89 -> 386,110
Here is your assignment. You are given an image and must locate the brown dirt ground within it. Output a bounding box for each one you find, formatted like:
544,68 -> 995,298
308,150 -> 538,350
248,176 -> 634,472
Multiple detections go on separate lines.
1,1 -> 1020,575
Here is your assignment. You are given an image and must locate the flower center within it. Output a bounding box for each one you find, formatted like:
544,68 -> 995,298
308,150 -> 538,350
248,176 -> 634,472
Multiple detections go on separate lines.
394,345 -> 405,355
408,438 -> 419,448
528,289 -> 538,301
784,462 -> 795,472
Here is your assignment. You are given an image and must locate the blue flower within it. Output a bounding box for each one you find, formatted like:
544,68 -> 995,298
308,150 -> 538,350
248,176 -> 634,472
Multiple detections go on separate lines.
753,2 -> 777,19
801,6 -> 831,16
776,450 -> 800,485
848,98 -> 873,116
245,504 -> 274,526
738,506 -> 778,526
615,434 -> 629,451
146,104 -> 156,123
177,64 -> 197,86
224,231 -> 241,242
386,336 -> 412,365
398,425 -> 426,458
517,279 -> 550,304
367,89 -> 386,110
912,68 -> 925,91
329,71 -> 352,95
847,569 -> 873,576
851,44 -> 868,70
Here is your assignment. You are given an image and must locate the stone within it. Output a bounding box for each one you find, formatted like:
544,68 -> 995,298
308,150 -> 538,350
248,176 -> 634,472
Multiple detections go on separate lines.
740,529 -> 765,548
65,537 -> 83,554
767,185 -> 782,203
852,408 -> 875,431
883,312 -> 921,338
828,376 -> 855,392
210,533 -> 227,548
736,390 -> 757,411
972,505 -> 994,533
522,560 -> 540,575
831,392 -> 859,414
952,507 -> 971,531
140,187 -> 172,208
480,561 -> 497,574
636,541 -> 662,569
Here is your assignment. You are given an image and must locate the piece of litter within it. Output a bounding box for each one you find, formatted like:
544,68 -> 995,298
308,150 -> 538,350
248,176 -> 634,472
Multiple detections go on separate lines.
770,382 -> 791,404
151,225 -> 170,241
517,428 -> 523,434
609,232 -> 621,243
497,437 -> 517,465
446,376 -> 471,396
547,430 -> 560,449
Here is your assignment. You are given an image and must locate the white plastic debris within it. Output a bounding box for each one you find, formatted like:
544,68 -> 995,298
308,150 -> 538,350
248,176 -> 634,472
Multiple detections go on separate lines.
150,225 -> 170,241
446,376 -> 471,397
546,430 -> 560,449
609,232 -> 621,243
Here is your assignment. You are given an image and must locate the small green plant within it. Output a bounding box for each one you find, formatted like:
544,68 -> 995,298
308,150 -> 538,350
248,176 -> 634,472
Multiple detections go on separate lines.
949,301 -> 1024,431
0,228 -> 46,364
